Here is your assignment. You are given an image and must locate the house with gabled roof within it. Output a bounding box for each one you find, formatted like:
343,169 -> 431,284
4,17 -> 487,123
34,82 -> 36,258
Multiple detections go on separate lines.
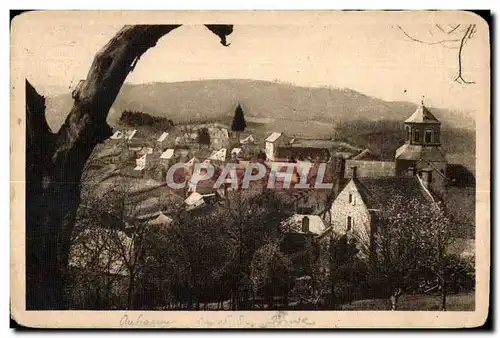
184,191 -> 218,211
276,139 -> 332,162
328,166 -> 435,257
265,132 -> 284,161
184,192 -> 205,210
134,154 -> 147,171
282,214 -> 327,236
208,148 -> 227,162
240,134 -> 256,145
146,212 -> 173,230
207,126 -> 229,148
279,214 -> 328,257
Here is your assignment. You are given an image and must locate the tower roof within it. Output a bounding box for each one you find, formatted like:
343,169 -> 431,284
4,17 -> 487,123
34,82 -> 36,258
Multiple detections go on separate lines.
405,104 -> 440,124
395,144 -> 447,162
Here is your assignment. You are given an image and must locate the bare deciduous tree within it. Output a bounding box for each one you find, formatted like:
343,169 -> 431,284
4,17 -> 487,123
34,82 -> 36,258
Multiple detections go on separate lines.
367,196 -> 473,310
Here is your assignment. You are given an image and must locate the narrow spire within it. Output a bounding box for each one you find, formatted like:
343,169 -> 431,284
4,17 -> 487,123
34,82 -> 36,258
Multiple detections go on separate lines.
421,95 -> 425,106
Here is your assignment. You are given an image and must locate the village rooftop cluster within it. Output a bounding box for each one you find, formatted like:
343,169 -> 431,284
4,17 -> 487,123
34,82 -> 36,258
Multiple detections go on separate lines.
103,100 -> 462,235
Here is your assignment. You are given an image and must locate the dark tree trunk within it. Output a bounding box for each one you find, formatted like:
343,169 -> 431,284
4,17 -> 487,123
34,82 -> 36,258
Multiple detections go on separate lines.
127,273 -> 135,310
267,295 -> 273,309
25,24 -> 233,309
441,280 -> 447,311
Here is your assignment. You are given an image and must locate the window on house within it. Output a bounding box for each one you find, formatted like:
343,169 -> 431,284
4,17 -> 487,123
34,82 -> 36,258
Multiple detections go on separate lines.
414,129 -> 420,142
347,216 -> 352,231
405,126 -> 410,141
348,193 -> 353,203
424,130 -> 433,143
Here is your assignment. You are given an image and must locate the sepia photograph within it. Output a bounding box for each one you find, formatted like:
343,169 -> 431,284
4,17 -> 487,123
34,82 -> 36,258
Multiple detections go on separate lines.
10,10 -> 490,328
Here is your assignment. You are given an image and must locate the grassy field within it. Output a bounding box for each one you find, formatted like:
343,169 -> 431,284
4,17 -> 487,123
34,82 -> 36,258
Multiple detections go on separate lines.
341,292 -> 475,311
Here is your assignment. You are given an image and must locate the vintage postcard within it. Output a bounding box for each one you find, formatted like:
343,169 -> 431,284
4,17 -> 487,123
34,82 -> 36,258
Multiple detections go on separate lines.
10,10 -> 490,328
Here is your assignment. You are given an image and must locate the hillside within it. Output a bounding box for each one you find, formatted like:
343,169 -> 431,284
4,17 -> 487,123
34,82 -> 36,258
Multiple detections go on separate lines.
45,79 -> 476,132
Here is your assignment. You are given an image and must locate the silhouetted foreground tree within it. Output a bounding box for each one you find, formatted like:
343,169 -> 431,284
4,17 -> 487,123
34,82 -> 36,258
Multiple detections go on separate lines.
26,24 -> 233,309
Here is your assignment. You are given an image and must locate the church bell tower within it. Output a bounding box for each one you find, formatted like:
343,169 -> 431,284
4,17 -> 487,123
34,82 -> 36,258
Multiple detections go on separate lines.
395,97 -> 447,194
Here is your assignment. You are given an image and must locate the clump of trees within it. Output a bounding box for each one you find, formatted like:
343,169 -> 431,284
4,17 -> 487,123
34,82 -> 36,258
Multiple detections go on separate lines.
67,183 -> 299,309
197,127 -> 211,146
120,110 -> 174,131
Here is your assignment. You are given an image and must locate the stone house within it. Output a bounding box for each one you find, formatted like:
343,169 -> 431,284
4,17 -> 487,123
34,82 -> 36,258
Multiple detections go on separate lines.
328,167 -> 434,257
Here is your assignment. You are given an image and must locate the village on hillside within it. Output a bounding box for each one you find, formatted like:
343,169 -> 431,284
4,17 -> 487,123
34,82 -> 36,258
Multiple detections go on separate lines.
67,100 -> 476,311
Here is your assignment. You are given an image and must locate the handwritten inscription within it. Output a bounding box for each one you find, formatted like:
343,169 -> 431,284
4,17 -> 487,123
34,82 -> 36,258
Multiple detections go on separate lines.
119,314 -> 174,327
118,312 -> 315,328
198,312 -> 316,328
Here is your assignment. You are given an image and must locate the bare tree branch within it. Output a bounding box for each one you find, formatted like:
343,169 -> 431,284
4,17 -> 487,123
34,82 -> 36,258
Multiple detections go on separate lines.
447,24 -> 461,34
396,25 -> 461,45
396,24 -> 476,85
435,24 -> 446,33
454,25 -> 475,85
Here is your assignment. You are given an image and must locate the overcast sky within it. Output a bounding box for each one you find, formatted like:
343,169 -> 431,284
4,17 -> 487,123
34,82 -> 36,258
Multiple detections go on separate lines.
12,11 -> 489,115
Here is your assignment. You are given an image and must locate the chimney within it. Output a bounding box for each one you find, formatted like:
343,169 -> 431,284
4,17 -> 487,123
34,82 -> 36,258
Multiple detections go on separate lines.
301,216 -> 310,233
408,167 -> 416,176
420,169 -> 432,190
351,166 -> 357,179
